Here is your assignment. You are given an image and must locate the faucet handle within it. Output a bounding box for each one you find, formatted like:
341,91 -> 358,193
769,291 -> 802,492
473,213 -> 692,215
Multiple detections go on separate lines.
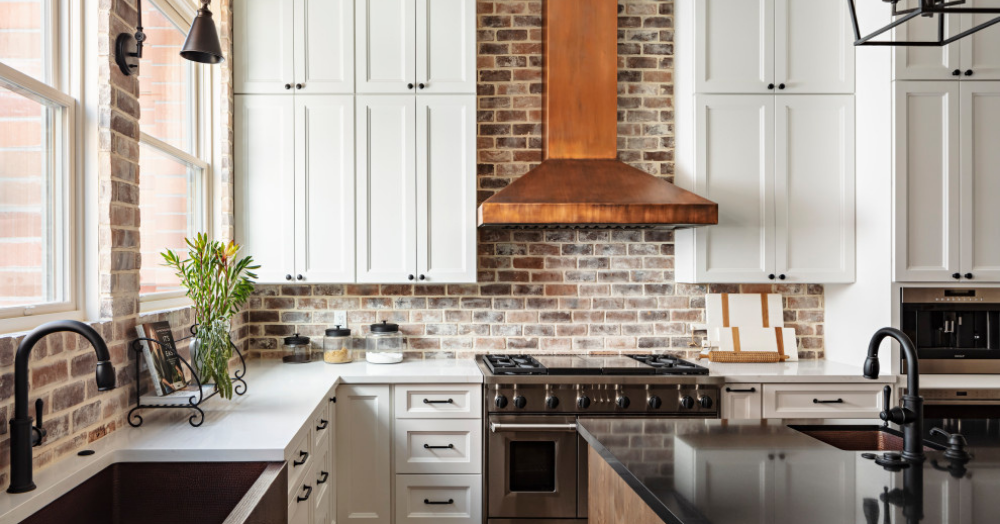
881,385 -> 891,427
31,398 -> 47,447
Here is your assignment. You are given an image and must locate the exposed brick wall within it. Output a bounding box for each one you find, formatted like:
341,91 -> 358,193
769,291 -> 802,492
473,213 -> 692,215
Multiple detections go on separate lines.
240,0 -> 826,360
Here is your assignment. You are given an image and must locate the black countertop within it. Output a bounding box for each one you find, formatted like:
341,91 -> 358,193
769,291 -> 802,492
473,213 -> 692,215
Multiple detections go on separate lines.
577,417 -> 1000,524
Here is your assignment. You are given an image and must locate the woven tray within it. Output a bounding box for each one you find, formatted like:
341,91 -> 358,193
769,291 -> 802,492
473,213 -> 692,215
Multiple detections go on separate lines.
698,350 -> 788,363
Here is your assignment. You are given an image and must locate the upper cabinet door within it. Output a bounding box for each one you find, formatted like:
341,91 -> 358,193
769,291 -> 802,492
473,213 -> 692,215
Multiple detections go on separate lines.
356,0 -> 417,93
416,0 -> 476,94
234,0 -> 295,94
774,0 -> 854,93
234,95 -> 296,283
682,95 -> 776,283
695,0 -> 775,94
356,96 -> 417,282
416,96 -> 476,283
895,82 -> 961,282
960,0 -> 1000,79
960,82 -> 1000,282
894,0 -> 961,80
774,96 -> 855,283
295,0 -> 355,93
295,96 -> 356,283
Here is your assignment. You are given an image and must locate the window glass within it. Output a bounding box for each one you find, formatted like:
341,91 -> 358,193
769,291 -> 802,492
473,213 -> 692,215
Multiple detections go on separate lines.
0,0 -> 50,84
139,2 -> 193,152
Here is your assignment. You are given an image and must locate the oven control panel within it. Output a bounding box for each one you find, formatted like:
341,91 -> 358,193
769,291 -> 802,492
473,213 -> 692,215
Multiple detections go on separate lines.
487,383 -> 720,416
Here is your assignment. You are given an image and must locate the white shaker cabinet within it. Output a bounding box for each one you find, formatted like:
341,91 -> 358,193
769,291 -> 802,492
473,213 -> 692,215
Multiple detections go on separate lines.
895,0 -> 1000,80
357,95 -> 476,284
336,385 -> 393,524
356,0 -> 475,94
960,82 -> 1000,281
692,0 -> 853,94
235,0 -> 354,94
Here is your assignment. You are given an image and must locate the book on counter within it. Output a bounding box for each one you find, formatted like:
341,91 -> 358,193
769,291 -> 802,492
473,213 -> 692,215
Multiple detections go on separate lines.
136,321 -> 190,396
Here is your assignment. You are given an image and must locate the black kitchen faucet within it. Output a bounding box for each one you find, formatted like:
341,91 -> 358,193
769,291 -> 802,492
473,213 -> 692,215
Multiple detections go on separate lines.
863,327 -> 925,464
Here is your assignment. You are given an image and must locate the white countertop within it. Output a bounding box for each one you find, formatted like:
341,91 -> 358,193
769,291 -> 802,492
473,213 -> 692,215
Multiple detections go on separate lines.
707,359 -> 895,383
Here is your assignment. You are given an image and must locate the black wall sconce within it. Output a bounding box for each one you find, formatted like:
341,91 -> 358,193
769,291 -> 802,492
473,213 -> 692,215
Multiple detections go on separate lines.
847,0 -> 1000,46
115,0 -> 224,77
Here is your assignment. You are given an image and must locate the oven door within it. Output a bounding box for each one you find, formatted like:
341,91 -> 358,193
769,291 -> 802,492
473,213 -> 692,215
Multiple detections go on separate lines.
487,415 -> 579,519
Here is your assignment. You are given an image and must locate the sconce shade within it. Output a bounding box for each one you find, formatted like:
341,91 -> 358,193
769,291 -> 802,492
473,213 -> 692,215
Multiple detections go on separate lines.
181,5 -> 225,64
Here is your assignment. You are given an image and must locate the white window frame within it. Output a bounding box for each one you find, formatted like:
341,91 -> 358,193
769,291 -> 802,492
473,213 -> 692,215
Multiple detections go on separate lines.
0,2 -> 83,332
138,0 -> 213,312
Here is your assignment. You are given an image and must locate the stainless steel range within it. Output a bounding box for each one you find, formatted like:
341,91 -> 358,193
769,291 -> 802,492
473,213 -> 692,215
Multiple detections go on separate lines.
479,354 -> 723,524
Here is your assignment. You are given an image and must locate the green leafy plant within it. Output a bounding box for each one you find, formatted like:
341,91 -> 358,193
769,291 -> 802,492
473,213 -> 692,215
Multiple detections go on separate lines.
162,233 -> 259,399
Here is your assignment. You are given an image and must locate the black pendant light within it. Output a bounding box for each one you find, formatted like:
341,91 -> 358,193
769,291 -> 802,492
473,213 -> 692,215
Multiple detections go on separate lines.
847,0 -> 1000,46
114,0 -> 146,76
181,0 -> 225,64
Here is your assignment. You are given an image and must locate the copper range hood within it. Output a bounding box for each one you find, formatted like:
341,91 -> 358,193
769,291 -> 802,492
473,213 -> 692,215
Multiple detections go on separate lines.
477,0 -> 718,230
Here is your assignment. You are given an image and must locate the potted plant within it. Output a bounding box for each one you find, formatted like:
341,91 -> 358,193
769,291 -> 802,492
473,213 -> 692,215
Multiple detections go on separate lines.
162,233 -> 258,399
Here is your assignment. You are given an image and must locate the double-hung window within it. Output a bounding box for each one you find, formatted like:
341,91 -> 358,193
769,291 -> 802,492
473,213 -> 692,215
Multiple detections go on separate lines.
0,1 -> 78,324
138,0 -> 210,305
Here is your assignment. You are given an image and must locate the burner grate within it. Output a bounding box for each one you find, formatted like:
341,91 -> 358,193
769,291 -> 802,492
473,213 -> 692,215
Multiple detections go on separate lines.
482,354 -> 547,375
627,354 -> 710,375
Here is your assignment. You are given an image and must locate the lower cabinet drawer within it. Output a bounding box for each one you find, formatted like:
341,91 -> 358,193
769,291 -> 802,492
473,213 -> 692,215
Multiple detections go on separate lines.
395,418 -> 482,474
288,430 -> 313,499
762,383 -> 886,419
721,384 -> 762,420
395,474 -> 482,524
289,466 -> 316,524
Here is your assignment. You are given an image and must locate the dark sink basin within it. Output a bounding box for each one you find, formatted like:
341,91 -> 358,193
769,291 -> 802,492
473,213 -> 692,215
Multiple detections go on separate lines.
789,425 -> 945,452
22,462 -> 286,524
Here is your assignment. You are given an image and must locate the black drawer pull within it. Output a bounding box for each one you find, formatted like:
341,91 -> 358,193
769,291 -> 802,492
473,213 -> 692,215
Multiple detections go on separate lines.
725,387 -> 757,393
813,398 -> 844,404
318,471 -> 329,484
297,484 -> 313,502
424,498 -> 454,505
423,443 -> 455,450
317,419 -> 329,430
293,450 -> 309,467
423,398 -> 454,404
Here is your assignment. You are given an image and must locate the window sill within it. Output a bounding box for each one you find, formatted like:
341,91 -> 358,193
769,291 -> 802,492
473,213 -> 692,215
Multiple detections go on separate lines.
0,309 -> 87,337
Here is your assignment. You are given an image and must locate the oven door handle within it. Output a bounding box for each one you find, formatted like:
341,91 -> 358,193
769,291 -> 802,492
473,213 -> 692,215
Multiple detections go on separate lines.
489,422 -> 578,433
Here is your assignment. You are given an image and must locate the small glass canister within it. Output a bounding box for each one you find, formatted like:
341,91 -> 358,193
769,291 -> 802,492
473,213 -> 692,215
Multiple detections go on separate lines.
365,320 -> 405,364
282,333 -> 312,363
323,325 -> 353,364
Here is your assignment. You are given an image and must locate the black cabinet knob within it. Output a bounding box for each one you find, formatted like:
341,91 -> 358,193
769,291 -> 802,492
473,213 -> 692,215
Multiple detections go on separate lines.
778,83 -> 786,90
778,274 -> 786,280
419,274 -> 426,281
296,83 -> 304,89
616,396 -> 631,409
285,83 -> 292,90
699,395 -> 714,409
965,70 -> 974,76
965,273 -> 974,280
296,274 -> 304,281
408,274 -> 415,281
768,83 -> 775,90
648,395 -> 663,409
546,396 -> 559,409
953,69 -> 962,76
495,395 -> 508,408
513,396 -> 527,409
578,396 -> 591,409
953,273 -> 962,280
418,83 -> 426,89
680,395 -> 695,410
408,83 -> 415,89
768,274 -> 776,280
285,274 -> 293,281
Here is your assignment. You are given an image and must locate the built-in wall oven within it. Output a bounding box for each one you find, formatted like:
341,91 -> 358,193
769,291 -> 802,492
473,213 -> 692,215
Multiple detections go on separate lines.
900,287 -> 1000,374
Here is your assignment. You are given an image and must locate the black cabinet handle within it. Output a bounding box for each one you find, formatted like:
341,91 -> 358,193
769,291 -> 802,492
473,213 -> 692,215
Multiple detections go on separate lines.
418,83 -> 426,89
965,70 -> 974,76
296,83 -> 304,89
953,273 -> 962,280
408,83 -> 415,89
317,419 -> 328,430
778,83 -> 786,90
965,273 -> 974,280
297,484 -> 313,503
767,83 -> 775,90
317,471 -> 329,484
285,274 -> 293,281
423,443 -> 455,449
423,398 -> 454,404
296,274 -> 304,281
725,387 -> 757,393
953,69 -> 962,76
285,83 -> 292,89
778,274 -> 786,280
419,274 -> 426,281
768,274 -> 776,280
813,398 -> 844,404
424,499 -> 454,505
329,396 -> 336,403
408,274 -> 415,281
293,450 -> 309,467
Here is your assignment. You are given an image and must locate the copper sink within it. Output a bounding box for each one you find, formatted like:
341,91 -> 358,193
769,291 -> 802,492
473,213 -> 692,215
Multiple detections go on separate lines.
789,425 -> 945,452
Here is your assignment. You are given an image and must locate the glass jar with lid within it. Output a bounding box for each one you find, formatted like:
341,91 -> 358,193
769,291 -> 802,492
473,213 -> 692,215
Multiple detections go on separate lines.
365,320 -> 405,364
282,333 -> 312,363
323,325 -> 353,364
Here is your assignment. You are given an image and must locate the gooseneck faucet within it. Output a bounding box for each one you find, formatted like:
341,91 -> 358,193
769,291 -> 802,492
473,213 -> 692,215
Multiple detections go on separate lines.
863,327 -> 924,463
8,320 -> 117,494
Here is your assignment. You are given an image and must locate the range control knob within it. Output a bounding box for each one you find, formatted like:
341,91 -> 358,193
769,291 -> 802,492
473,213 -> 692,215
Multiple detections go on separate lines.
546,396 -> 559,409
680,395 -> 695,410
648,396 -> 663,409
699,395 -> 714,409
513,396 -> 527,409
616,396 -> 631,409
495,395 -> 508,409
578,396 -> 591,409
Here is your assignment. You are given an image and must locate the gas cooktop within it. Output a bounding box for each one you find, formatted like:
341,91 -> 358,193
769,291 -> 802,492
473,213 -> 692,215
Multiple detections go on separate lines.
481,353 -> 709,376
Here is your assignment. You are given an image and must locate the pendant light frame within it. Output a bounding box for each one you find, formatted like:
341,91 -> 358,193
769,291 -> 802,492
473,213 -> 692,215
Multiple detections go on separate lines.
114,0 -> 146,76
181,0 -> 226,65
847,0 -> 1000,46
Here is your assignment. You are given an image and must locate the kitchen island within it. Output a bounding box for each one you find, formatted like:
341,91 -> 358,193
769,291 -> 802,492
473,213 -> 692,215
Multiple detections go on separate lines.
578,417 -> 1000,524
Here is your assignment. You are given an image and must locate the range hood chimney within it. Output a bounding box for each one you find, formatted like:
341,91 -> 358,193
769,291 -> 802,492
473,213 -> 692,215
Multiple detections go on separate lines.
477,0 -> 718,229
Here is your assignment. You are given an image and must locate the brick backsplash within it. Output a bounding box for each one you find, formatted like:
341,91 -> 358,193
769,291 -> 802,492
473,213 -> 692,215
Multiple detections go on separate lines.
241,0 -> 826,360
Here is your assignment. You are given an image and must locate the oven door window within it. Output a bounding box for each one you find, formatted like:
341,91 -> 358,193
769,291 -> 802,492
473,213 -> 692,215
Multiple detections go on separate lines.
509,441 -> 556,492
